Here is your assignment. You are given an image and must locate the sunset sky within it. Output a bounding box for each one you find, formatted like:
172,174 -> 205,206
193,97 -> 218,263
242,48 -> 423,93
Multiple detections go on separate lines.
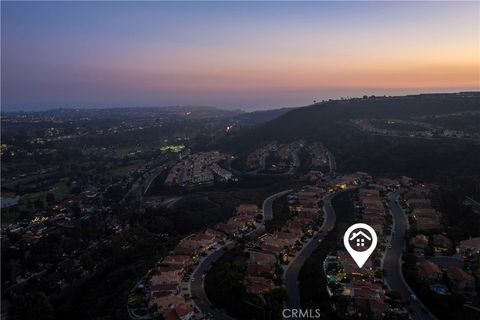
2,1 -> 479,111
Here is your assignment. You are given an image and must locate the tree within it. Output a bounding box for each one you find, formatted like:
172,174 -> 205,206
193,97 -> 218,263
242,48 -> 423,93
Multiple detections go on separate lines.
80,252 -> 96,271
45,193 -> 55,206
14,291 -> 54,320
104,185 -> 124,203
34,199 -> 44,209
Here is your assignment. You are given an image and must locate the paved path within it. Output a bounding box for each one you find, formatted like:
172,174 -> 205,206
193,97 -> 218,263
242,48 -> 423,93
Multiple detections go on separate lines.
262,190 -> 292,221
384,190 -> 437,320
121,163 -> 168,204
326,150 -> 336,174
283,192 -> 337,312
143,165 -> 168,195
190,242 -> 237,320
466,196 -> 480,213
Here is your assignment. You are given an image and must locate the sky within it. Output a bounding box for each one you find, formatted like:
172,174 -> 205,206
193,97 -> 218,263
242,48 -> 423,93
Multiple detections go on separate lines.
1,1 -> 479,111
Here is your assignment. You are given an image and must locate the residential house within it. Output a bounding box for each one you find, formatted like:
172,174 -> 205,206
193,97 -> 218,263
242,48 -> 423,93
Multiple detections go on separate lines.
337,251 -> 374,280
151,283 -> 180,298
162,255 -> 192,269
247,251 -> 277,275
416,261 -> 441,282
236,204 -> 259,216
163,304 -> 195,320
245,276 -> 274,295
216,222 -> 239,237
459,237 -> 480,255
408,199 -> 431,210
410,234 -> 428,256
416,218 -> 442,232
205,228 -> 226,241
368,300 -> 389,319
432,234 -> 452,254
447,267 -> 476,293
151,270 -> 182,286
149,294 -> 186,312
349,280 -> 384,301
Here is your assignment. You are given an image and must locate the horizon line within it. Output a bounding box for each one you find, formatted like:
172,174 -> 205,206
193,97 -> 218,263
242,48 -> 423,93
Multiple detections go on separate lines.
2,90 -> 479,114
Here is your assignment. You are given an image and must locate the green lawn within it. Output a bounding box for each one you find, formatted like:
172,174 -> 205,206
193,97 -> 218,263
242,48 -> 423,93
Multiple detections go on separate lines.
114,142 -> 168,158
21,181 -> 71,204
2,172 -> 52,189
115,147 -> 139,158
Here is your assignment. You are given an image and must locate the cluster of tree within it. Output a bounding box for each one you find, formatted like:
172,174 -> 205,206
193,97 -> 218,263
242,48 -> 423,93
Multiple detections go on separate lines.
433,188 -> 480,242
204,246 -> 288,320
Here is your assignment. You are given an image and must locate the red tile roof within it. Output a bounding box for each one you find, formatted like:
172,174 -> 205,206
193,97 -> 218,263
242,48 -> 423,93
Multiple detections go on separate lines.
447,267 -> 474,283
417,260 -> 441,279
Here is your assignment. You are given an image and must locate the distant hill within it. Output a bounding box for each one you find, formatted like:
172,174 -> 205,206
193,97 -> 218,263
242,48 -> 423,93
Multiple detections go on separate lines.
219,92 -> 480,187
225,92 -> 480,149
233,107 -> 295,126
1,105 -> 242,121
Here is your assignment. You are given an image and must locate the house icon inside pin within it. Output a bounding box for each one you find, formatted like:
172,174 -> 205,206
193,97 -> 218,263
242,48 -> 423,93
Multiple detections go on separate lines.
349,230 -> 372,248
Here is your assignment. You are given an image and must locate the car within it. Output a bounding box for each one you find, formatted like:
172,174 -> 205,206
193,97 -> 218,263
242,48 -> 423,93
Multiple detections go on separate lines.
388,245 -> 392,249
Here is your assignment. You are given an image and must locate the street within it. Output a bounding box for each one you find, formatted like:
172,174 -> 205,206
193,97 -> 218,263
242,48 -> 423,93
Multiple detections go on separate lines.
189,189 -> 291,319
262,190 -> 292,221
190,242 -> 236,320
384,190 -> 437,320
283,191 -> 338,312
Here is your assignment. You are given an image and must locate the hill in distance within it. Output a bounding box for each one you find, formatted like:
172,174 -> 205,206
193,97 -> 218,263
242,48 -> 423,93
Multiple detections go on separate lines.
220,92 -> 480,190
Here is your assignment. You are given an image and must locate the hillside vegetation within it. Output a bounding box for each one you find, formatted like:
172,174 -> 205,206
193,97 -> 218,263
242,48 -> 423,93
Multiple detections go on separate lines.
220,93 -> 480,192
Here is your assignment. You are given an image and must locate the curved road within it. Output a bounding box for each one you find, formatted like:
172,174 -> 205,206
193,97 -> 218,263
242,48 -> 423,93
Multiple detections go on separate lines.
121,163 -> 168,204
326,150 -> 336,174
190,189 -> 292,319
263,190 -> 292,221
190,242 -> 236,320
284,191 -> 338,311
384,190 -> 437,320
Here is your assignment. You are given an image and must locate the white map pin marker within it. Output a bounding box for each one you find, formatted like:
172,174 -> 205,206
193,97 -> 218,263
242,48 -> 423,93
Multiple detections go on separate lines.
343,223 -> 378,268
